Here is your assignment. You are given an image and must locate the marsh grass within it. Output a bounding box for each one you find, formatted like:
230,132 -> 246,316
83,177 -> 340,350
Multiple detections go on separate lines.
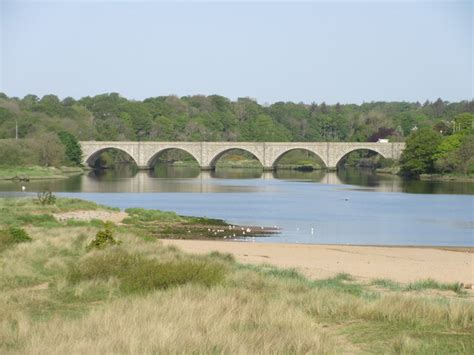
0,197 -> 473,353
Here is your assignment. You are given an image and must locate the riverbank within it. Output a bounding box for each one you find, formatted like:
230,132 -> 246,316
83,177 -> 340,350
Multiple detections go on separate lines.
1,196 -> 473,353
0,166 -> 83,180
419,173 -> 474,182
375,166 -> 474,182
160,239 -> 474,285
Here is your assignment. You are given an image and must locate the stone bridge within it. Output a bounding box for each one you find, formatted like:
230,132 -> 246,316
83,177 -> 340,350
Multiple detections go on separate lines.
80,141 -> 405,170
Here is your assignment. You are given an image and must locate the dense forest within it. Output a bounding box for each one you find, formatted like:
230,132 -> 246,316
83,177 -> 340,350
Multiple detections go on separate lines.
0,92 -> 472,143
0,93 -> 472,176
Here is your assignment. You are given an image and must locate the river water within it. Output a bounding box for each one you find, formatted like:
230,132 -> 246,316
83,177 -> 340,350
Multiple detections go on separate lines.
1,166 -> 473,246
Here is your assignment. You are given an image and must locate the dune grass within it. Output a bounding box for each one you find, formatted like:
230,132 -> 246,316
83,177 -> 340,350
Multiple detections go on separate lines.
0,197 -> 473,353
372,278 -> 466,295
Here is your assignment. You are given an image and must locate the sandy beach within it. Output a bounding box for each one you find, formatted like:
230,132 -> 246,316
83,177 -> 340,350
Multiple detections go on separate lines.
160,239 -> 474,284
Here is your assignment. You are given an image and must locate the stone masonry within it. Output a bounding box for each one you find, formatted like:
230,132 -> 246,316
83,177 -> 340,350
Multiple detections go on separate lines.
80,141 -> 406,170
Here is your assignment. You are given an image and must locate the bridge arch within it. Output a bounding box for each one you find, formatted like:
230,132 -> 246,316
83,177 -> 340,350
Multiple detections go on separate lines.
146,148 -> 200,168
84,146 -> 138,168
208,148 -> 264,169
334,147 -> 389,168
271,148 -> 327,169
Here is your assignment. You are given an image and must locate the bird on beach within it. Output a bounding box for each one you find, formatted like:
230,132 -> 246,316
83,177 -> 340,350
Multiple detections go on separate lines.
21,186 -> 26,191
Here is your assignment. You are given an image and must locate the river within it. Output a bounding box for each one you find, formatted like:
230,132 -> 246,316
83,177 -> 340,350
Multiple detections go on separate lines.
1,166 -> 473,246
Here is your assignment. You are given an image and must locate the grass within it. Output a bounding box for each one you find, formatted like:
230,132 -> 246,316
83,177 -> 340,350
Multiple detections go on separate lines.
0,165 -> 83,180
372,278 -> 465,295
0,196 -> 473,353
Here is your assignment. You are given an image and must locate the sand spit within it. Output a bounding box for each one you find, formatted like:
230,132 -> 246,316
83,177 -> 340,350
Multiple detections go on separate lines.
160,239 -> 474,284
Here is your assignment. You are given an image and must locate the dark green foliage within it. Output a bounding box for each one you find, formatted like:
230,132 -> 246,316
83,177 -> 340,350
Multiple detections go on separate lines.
0,227 -> 32,251
69,248 -> 225,293
453,113 -> 474,133
36,190 -> 56,205
58,131 -> 82,166
0,93 -> 472,145
400,128 -> 442,176
86,223 -> 121,251
5,227 -> 32,243
0,93 -> 473,174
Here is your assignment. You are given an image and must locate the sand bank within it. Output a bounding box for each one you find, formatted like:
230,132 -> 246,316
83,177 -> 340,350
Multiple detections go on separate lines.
160,239 -> 473,284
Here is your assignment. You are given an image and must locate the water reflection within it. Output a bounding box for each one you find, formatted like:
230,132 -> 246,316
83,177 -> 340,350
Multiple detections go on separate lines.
0,165 -> 472,195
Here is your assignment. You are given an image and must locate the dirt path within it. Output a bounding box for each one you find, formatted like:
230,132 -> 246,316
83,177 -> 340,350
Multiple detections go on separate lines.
160,239 -> 474,284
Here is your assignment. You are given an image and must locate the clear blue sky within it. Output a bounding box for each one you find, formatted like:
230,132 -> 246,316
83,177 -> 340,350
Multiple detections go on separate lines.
1,0 -> 472,104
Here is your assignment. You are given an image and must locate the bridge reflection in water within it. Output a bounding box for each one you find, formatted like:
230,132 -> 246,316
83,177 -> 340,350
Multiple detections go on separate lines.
0,167 -> 471,195
72,168 -> 403,194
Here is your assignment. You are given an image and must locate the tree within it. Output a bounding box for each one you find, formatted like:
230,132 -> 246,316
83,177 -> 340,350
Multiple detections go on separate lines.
31,133 -> 66,167
242,114 -> 290,142
455,134 -> 474,174
400,127 -> 442,177
58,131 -> 83,166
453,113 -> 474,133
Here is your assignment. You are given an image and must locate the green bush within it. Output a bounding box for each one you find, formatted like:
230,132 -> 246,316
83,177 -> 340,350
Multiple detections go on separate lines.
6,227 -> 32,243
86,223 -> 121,251
120,259 -> 225,293
36,190 -> 56,205
69,248 -> 225,294
0,227 -> 32,251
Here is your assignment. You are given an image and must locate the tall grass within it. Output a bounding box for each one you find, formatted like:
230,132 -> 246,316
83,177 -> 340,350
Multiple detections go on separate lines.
0,197 -> 472,353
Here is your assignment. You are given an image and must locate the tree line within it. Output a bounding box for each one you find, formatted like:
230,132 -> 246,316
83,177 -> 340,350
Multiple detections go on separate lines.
0,92 -> 472,142
0,92 -> 472,174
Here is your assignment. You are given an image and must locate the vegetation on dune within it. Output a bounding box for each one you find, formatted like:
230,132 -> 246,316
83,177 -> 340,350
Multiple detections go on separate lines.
0,227 -> 32,252
85,222 -> 121,251
0,196 -> 472,353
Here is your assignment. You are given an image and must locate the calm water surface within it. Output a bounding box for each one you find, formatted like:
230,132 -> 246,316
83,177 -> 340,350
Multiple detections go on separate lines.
1,166 -> 472,246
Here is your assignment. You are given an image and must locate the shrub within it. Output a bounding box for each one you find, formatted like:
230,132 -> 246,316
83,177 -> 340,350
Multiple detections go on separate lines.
58,131 -> 83,166
400,127 -> 442,177
7,227 -> 32,243
86,223 -> 121,251
0,227 -> 32,251
36,190 -> 56,205
68,248 -> 225,294
120,259 -> 225,293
